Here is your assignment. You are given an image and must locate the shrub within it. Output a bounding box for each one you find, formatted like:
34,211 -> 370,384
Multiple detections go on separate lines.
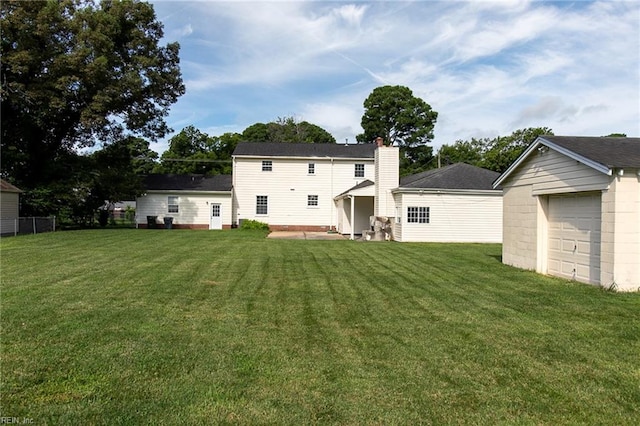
240,219 -> 270,230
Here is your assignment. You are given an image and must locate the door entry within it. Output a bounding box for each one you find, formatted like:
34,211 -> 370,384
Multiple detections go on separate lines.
210,203 -> 222,230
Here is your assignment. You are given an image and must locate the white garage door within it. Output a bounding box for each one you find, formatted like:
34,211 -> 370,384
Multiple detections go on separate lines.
548,192 -> 601,284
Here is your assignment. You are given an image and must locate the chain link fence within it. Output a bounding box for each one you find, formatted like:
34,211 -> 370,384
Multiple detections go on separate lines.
0,217 -> 56,237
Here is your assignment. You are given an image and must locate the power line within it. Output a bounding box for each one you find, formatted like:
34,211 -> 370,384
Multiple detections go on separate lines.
157,158 -> 232,163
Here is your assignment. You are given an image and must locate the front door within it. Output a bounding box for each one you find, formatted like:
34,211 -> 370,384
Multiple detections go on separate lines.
210,203 -> 222,230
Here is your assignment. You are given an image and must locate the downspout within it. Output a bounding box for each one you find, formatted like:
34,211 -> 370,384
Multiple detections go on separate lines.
349,194 -> 355,240
330,157 -> 334,231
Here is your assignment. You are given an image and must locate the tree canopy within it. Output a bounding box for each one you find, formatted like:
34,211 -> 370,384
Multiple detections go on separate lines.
1,0 -> 184,193
155,126 -> 239,175
242,116 -> 336,144
356,85 -> 437,147
437,127 -> 554,174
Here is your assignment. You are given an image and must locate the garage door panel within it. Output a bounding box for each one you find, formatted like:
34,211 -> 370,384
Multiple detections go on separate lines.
548,193 -> 601,285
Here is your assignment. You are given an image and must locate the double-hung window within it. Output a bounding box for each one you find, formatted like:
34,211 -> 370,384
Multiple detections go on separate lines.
407,206 -> 429,223
256,195 -> 268,215
308,163 -> 315,175
168,196 -> 179,213
354,163 -> 365,178
262,160 -> 272,171
307,195 -> 318,207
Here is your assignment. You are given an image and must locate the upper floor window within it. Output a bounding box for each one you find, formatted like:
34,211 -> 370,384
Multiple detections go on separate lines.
256,195 -> 268,215
262,160 -> 272,171
308,163 -> 315,175
407,206 -> 429,223
307,195 -> 318,207
354,163 -> 365,178
168,196 -> 179,213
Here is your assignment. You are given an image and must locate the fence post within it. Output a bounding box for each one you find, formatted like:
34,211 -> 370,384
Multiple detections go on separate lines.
32,216 -> 36,234
53,216 -> 56,232
14,218 -> 17,236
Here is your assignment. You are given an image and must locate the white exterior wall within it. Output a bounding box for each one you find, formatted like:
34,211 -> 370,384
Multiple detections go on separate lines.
395,191 -> 502,242
136,192 -> 232,228
0,192 -> 20,235
233,156 -> 374,229
601,171 -> 640,291
374,146 -> 399,218
502,185 -> 539,270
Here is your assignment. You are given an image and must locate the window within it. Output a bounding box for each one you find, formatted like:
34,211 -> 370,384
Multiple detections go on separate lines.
395,207 -> 402,224
262,160 -> 272,171
407,206 -> 429,223
308,163 -> 315,175
168,196 -> 179,213
354,163 -> 365,177
256,195 -> 268,215
307,195 -> 318,207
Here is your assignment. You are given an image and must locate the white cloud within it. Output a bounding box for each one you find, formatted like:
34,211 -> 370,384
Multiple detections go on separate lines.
150,0 -> 639,154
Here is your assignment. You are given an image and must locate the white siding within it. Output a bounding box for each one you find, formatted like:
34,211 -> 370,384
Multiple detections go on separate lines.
601,171 -> 640,291
0,192 -> 19,235
233,157 -> 374,229
136,192 -> 232,228
504,149 -> 609,194
395,192 -> 502,243
374,147 -> 399,218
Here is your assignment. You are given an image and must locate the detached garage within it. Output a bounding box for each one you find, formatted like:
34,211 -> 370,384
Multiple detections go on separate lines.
494,136 -> 640,292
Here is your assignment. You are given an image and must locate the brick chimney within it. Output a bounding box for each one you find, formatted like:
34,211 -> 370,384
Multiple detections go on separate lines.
375,136 -> 384,147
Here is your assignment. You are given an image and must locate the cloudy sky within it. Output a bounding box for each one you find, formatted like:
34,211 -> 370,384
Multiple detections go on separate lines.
148,0 -> 639,154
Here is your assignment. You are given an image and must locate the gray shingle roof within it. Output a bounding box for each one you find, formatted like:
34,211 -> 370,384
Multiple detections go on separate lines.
143,174 -> 232,192
233,142 -> 376,158
399,163 -> 501,190
540,136 -> 640,168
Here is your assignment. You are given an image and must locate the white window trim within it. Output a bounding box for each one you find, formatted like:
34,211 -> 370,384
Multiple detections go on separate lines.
307,194 -> 319,208
256,195 -> 268,215
407,206 -> 429,224
168,196 -> 179,213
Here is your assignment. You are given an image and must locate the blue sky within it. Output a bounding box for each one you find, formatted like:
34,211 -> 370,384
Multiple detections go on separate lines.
148,0 -> 640,154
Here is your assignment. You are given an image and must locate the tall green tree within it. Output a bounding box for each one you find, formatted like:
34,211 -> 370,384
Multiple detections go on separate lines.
1,0 -> 184,212
356,85 -> 438,147
356,85 -> 438,174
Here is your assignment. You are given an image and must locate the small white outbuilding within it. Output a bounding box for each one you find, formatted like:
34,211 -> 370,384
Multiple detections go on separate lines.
494,136 -> 640,292
0,179 -> 22,237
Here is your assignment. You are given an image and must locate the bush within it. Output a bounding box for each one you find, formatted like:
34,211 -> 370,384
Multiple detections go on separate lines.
240,219 -> 270,230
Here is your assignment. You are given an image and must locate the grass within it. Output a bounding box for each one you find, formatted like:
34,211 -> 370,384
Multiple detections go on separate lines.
1,229 -> 639,425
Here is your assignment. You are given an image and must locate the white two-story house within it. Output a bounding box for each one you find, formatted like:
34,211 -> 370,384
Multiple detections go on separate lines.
232,142 -> 378,232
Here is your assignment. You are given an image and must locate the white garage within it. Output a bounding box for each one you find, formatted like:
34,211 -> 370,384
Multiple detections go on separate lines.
494,136 -> 640,292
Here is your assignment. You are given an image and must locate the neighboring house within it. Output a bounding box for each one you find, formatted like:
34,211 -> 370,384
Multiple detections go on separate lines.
493,135 -> 640,292
136,174 -> 233,229
0,179 -> 22,236
392,163 -> 503,243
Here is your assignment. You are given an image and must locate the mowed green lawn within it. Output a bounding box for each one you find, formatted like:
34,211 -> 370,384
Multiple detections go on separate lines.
1,230 -> 638,425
